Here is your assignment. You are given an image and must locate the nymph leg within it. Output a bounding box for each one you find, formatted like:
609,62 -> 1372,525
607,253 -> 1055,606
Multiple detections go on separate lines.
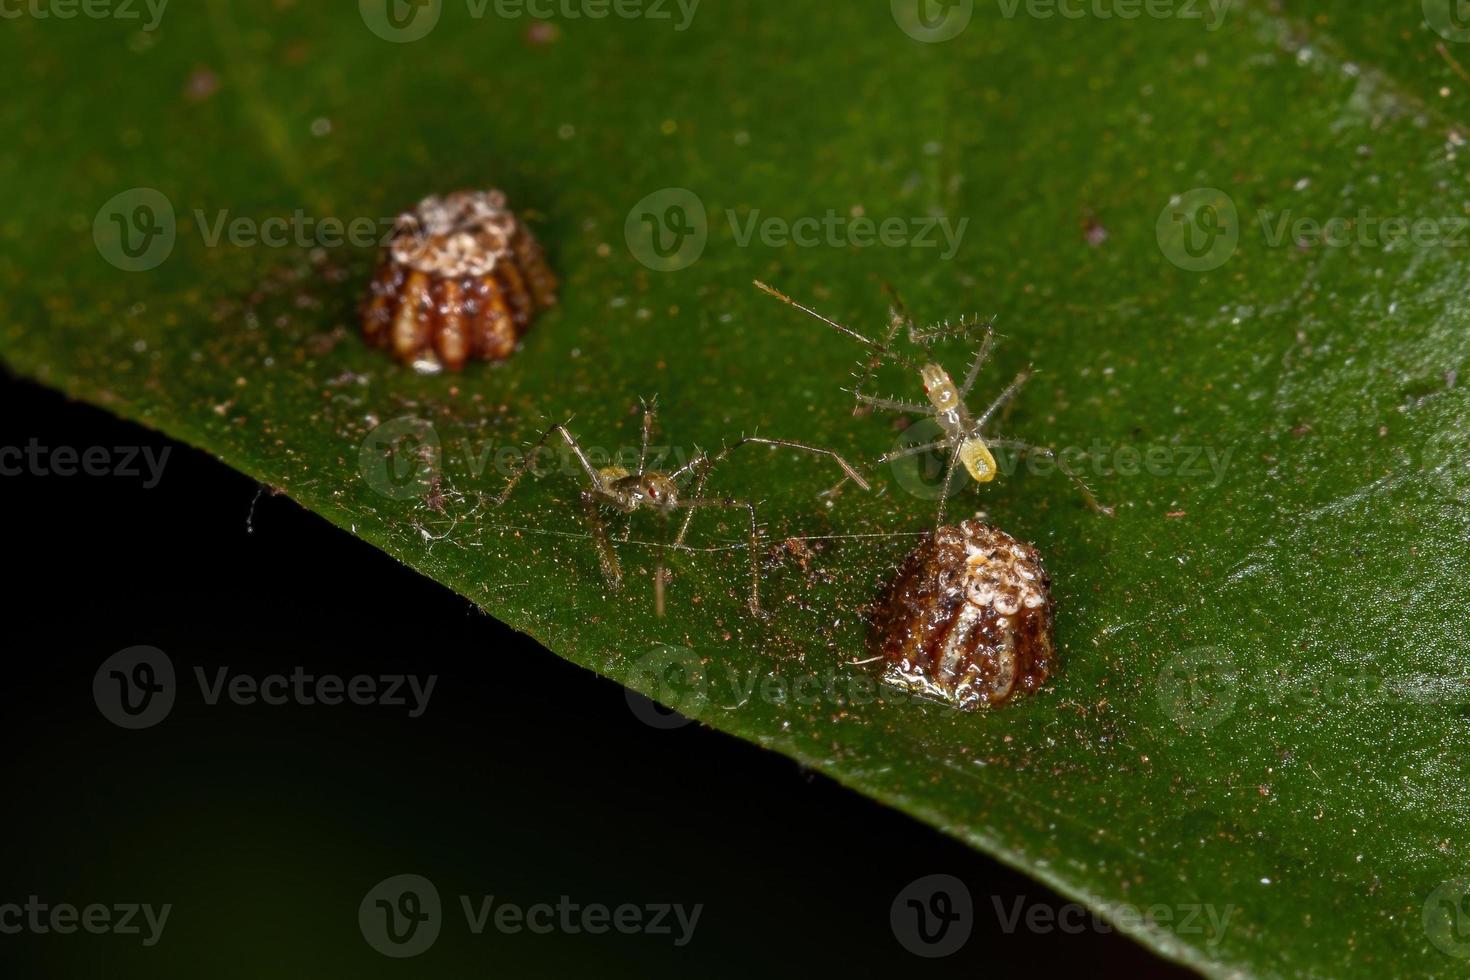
494,422 -> 602,506
671,437 -> 869,547
673,496 -> 765,618
987,439 -> 1115,516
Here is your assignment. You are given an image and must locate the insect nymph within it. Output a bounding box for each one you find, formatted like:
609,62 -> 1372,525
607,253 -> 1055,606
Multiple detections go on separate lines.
493,399 -> 869,618
755,281 -> 1112,523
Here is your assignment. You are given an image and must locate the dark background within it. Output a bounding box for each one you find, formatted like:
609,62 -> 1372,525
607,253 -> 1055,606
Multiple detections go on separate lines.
0,375 -> 1191,977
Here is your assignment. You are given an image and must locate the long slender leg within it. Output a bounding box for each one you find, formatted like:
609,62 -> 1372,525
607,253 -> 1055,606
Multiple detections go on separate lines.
933,443 -> 966,526
674,497 -> 765,618
666,449 -> 711,546
877,438 -> 954,466
672,437 -> 868,549
703,437 -> 870,490
987,439 -> 1115,516
615,510 -> 639,544
653,511 -> 669,618
854,393 -> 930,415
976,368 -> 1033,427
908,314 -> 989,350
637,396 -> 657,472
668,447 -> 709,484
494,422 -> 601,505
755,280 -> 922,416
958,321 -> 998,399
581,489 -> 626,588
755,281 -> 919,369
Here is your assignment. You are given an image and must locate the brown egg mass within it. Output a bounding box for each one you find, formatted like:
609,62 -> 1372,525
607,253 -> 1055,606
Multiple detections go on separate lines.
872,518 -> 1055,710
360,189 -> 557,372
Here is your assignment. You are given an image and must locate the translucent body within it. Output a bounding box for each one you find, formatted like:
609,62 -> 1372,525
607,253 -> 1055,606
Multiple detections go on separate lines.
921,363 -> 996,483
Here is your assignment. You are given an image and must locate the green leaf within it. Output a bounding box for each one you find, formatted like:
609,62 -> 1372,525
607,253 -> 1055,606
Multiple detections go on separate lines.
6,1 -> 1470,974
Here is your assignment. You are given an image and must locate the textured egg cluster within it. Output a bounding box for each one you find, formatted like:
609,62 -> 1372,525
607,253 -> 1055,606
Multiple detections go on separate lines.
360,190 -> 558,372
871,518 -> 1055,710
